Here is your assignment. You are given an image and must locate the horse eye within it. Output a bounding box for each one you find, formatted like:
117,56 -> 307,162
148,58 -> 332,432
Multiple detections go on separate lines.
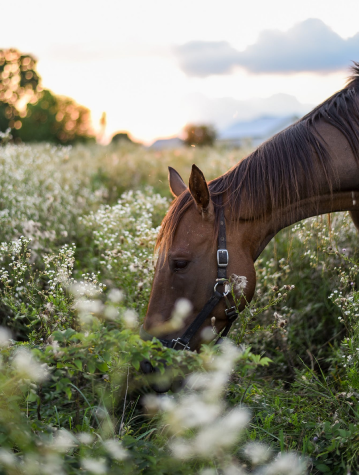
173,260 -> 189,271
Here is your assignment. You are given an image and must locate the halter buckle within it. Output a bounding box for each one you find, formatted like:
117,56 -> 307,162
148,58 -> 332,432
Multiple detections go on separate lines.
217,249 -> 229,267
171,338 -> 190,350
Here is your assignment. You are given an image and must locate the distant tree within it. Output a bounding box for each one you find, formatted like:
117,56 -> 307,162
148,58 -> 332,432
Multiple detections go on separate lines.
111,132 -> 133,144
18,89 -> 95,144
0,48 -> 94,144
0,49 -> 41,131
183,124 -> 217,147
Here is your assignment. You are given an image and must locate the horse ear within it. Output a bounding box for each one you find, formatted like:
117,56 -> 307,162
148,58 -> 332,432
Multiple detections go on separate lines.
168,167 -> 187,197
189,164 -> 214,218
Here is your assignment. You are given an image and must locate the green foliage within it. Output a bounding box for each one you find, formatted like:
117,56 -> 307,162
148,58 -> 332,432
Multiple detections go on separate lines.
18,89 -> 95,145
0,48 -> 41,134
0,49 -> 94,144
0,49 -> 40,106
183,124 -> 217,147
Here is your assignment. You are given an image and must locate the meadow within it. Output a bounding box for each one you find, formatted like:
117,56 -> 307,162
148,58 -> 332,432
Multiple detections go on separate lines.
0,136 -> 359,474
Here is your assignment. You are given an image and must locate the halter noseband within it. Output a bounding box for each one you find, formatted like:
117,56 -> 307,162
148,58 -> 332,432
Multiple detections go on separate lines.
139,200 -> 239,351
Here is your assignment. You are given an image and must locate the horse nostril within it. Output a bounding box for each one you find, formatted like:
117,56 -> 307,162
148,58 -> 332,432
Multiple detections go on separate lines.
140,359 -> 154,374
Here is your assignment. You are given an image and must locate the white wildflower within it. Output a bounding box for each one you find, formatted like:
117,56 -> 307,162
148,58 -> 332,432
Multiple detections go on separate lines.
71,281 -> 102,299
77,299 -> 104,316
143,394 -> 175,414
186,372 -> 214,392
211,339 -> 241,374
193,407 -> 250,455
243,442 -> 272,465
82,457 -> 107,474
108,288 -> 124,303
274,312 -> 288,329
122,309 -> 138,329
77,432 -> 94,445
104,305 -> 119,320
171,439 -> 193,459
186,341 -> 241,400
201,326 -> 216,342
0,326 -> 12,347
12,348 -> 49,382
0,448 -> 16,467
170,298 -> 192,330
52,429 -> 77,453
230,274 -> 247,294
165,394 -> 223,431
103,439 -> 129,460
143,394 -> 162,413
262,453 -> 307,475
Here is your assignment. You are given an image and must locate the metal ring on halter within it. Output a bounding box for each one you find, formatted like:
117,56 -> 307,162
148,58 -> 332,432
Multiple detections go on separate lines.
214,281 -> 230,296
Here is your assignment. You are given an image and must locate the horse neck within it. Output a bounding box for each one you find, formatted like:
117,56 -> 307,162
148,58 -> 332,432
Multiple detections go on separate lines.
245,118 -> 359,260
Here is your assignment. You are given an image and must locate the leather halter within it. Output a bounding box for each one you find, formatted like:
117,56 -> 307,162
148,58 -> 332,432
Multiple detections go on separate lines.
139,201 -> 239,351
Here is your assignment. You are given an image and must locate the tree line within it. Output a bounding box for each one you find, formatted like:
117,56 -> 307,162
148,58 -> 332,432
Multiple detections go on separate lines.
0,48 -> 217,147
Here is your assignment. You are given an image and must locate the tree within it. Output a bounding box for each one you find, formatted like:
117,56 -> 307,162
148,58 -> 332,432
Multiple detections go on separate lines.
111,132 -> 133,144
18,89 -> 94,145
0,48 -> 94,144
183,124 -> 217,147
0,49 -> 41,131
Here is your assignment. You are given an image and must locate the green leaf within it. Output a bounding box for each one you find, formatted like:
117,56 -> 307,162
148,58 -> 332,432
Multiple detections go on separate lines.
64,386 -> 72,400
259,357 -> 272,366
74,360 -> 83,371
315,464 -> 331,472
87,360 -> 96,374
26,391 -> 38,402
52,331 -> 65,342
96,361 -> 109,372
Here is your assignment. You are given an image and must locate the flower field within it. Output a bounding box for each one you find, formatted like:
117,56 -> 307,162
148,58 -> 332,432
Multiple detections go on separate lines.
0,139 -> 359,474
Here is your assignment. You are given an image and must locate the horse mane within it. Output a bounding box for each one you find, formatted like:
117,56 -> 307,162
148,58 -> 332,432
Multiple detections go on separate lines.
156,62 -> 359,253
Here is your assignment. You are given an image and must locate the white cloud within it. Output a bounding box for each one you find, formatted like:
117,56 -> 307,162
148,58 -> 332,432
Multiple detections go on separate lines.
174,19 -> 359,76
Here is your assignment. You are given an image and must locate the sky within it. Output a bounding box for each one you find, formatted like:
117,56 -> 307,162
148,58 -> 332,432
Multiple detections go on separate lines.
1,0 -> 359,144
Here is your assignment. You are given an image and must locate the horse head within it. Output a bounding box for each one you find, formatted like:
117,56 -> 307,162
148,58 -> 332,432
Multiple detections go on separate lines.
141,164 -> 257,380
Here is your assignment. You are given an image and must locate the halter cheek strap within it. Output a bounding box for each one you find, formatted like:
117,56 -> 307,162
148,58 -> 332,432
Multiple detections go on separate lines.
139,200 -> 239,351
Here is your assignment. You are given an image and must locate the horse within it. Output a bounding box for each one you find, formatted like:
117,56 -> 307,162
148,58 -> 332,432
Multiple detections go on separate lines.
140,62 -> 359,371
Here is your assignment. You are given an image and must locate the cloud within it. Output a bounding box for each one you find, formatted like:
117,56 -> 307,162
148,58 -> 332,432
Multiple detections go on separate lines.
174,19 -> 359,76
173,41 -> 240,77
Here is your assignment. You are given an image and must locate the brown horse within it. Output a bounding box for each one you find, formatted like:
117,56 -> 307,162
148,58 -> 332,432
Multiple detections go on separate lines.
141,62 -> 359,358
